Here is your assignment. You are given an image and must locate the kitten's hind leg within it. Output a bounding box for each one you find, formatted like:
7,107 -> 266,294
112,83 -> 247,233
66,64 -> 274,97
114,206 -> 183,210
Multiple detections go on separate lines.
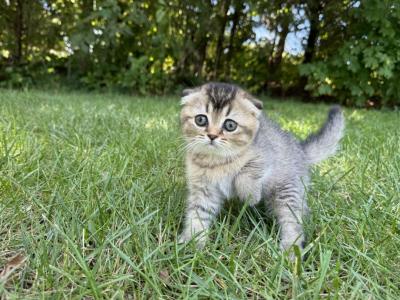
272,181 -> 309,253
179,183 -> 223,248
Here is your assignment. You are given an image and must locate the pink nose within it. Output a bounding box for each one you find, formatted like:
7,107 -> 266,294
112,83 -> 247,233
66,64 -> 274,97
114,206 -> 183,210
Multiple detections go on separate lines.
207,134 -> 218,141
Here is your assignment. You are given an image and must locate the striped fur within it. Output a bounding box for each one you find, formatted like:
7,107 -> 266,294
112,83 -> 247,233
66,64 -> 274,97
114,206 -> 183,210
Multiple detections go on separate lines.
179,83 -> 345,255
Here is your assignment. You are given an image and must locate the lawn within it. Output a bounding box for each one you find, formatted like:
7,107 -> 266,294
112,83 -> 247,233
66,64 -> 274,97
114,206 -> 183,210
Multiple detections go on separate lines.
0,89 -> 399,299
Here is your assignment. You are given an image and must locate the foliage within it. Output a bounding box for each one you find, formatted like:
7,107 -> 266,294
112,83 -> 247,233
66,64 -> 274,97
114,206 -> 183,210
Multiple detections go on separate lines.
300,0 -> 400,107
0,1 -> 400,106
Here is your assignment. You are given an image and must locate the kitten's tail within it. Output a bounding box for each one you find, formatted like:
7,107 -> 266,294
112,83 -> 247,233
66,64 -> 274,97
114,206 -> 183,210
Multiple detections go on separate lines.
301,106 -> 345,165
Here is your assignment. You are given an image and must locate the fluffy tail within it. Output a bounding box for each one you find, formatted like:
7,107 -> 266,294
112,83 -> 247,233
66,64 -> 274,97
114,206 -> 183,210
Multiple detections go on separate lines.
301,106 -> 345,165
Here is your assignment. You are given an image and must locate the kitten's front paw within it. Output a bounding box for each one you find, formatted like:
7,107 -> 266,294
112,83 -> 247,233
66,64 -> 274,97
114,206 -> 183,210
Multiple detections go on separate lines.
178,232 -> 191,244
178,232 -> 207,249
280,238 -> 305,261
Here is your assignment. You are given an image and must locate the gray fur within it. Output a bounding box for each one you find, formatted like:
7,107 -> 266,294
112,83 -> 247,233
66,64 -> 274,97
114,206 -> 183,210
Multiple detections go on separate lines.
205,82 -> 238,110
301,106 -> 345,164
179,83 -> 345,255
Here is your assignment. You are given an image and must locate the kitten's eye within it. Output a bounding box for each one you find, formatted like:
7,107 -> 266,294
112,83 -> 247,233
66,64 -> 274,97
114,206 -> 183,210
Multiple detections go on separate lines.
223,119 -> 237,132
195,114 -> 208,127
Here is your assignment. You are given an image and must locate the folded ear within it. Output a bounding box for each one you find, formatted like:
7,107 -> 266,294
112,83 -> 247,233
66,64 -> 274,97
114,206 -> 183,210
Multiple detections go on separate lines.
181,87 -> 201,105
248,97 -> 263,110
243,92 -> 263,110
182,87 -> 200,97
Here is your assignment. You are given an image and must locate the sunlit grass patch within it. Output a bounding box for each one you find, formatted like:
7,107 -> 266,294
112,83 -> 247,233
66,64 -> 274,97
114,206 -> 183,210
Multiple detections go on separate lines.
0,89 -> 399,299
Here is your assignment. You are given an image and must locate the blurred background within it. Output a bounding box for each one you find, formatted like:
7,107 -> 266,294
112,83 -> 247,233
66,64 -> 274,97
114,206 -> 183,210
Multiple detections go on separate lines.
0,0 -> 399,107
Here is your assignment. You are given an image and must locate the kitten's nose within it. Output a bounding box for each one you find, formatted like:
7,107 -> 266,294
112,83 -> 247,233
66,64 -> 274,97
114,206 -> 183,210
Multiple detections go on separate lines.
207,134 -> 218,141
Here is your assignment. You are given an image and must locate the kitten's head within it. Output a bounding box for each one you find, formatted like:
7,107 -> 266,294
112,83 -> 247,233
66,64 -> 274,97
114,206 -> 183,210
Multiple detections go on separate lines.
180,82 -> 263,157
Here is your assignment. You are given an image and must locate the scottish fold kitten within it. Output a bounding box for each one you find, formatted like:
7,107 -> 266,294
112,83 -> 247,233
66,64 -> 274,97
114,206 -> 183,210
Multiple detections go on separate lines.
179,82 -> 344,253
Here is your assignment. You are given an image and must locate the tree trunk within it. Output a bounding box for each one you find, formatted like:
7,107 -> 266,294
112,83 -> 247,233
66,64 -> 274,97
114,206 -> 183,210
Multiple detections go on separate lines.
13,0 -> 23,65
225,1 -> 242,78
303,1 -> 322,64
269,20 -> 289,74
299,0 -> 323,98
213,0 -> 231,80
268,24 -> 278,67
193,1 -> 213,79
266,6 -> 291,95
195,38 -> 208,78
177,30 -> 195,81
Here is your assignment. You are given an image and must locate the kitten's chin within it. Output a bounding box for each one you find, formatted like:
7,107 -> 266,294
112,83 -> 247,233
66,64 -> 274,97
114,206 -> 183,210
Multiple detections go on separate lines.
191,144 -> 238,158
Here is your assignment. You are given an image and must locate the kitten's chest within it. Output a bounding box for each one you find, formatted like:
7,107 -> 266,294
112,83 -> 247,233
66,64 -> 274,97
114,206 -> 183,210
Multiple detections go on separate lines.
187,151 -> 258,198
216,176 -> 235,199
201,162 -> 245,199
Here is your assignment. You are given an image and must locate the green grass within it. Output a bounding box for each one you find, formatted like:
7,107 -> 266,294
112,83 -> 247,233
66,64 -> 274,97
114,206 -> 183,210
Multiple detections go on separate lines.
0,89 -> 399,299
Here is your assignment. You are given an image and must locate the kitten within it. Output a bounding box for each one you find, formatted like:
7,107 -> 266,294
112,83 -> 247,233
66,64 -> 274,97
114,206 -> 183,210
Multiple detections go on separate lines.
179,82 -> 344,253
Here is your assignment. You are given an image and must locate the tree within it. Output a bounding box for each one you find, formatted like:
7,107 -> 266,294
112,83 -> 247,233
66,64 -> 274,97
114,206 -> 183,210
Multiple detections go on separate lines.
300,0 -> 400,106
0,0 -> 399,107
213,0 -> 231,79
